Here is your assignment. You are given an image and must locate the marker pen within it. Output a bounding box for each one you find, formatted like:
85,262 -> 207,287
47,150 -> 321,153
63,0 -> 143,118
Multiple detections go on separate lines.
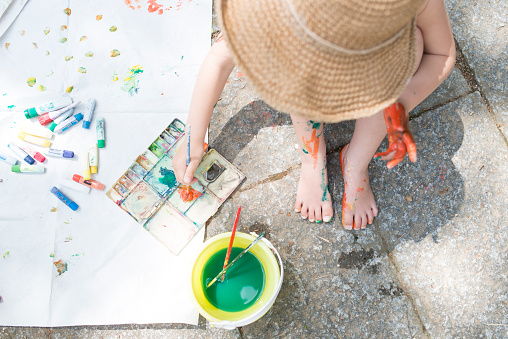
89,144 -> 98,173
82,98 -> 96,129
60,178 -> 90,194
11,164 -> 45,173
0,151 -> 17,165
50,187 -> 79,211
54,113 -> 83,134
19,125 -> 53,140
21,145 -> 46,162
24,97 -> 73,119
8,143 -> 35,164
49,108 -> 74,132
37,101 -> 79,126
82,152 -> 91,180
46,148 -> 74,158
72,174 -> 105,190
96,117 -> 105,148
18,132 -> 52,148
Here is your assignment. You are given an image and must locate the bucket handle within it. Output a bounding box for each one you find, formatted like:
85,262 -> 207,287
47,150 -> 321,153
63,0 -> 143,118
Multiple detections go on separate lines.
210,236 -> 284,330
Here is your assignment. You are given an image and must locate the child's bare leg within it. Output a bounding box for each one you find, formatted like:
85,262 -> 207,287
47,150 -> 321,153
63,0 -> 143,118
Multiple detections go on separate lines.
341,112 -> 386,230
292,115 -> 333,223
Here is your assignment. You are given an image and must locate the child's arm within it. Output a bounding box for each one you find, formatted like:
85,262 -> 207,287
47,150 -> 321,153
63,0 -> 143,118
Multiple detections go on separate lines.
173,36 -> 235,184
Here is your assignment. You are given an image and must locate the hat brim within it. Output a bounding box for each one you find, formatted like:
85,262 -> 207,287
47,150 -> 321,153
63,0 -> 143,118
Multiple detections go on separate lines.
218,0 -> 417,123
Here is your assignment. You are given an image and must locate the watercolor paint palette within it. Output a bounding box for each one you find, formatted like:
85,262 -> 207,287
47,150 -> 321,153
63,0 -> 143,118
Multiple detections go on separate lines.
107,119 -> 245,255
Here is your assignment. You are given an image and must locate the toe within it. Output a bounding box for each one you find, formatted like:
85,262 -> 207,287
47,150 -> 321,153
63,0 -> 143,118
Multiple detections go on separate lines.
353,215 -> 361,230
314,206 -> 323,223
294,199 -> 303,213
322,203 -> 334,223
372,205 -> 379,217
361,215 -> 368,229
366,209 -> 374,225
308,207 -> 316,222
300,204 -> 309,219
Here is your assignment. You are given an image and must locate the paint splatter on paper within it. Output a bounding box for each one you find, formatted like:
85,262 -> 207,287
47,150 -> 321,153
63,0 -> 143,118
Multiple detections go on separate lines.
27,77 -> 36,87
85,51 -> 94,57
20,30 -> 25,35
125,0 -> 193,14
59,38 -> 67,43
50,207 -> 57,212
32,42 -> 38,48
63,8 -> 71,15
7,105 -> 15,110
50,252 -> 54,258
43,28 -> 50,35
54,259 -> 68,276
109,26 -> 117,32
78,67 -> 87,74
38,85 -> 47,92
64,237 -> 72,242
4,42 -> 10,49
112,72 -> 118,81
47,70 -> 54,77
121,65 -> 143,95
96,15 -> 103,20
45,50 -> 50,55
110,49 -> 120,57
65,55 -> 73,61
80,36 -> 87,41
2,251 -> 9,259
61,25 -> 67,31
66,86 -> 74,93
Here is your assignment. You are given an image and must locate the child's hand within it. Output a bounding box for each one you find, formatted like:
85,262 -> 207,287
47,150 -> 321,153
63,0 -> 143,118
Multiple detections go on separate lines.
374,102 -> 417,169
172,142 -> 203,185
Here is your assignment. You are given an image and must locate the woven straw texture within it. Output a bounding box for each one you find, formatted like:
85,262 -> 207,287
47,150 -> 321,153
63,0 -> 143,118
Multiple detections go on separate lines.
217,0 -> 424,122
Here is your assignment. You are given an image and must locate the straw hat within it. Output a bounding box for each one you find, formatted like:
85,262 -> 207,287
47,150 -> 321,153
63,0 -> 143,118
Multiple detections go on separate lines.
217,0 -> 424,123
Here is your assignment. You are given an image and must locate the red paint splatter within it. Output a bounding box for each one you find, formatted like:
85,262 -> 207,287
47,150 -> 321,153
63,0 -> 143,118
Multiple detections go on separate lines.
178,186 -> 202,202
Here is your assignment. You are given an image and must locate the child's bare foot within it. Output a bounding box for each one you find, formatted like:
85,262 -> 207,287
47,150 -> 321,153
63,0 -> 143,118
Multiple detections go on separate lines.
340,144 -> 378,230
294,159 -> 333,223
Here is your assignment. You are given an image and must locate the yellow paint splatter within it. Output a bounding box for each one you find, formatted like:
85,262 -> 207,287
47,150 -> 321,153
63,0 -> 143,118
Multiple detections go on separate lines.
80,36 -> 87,41
85,51 -> 94,57
27,77 -> 36,87
32,42 -> 38,48
96,15 -> 103,20
4,42 -> 9,49
50,207 -> 57,212
109,26 -> 117,32
65,55 -> 73,61
63,8 -> 71,15
61,25 -> 67,31
43,27 -> 50,35
112,75 -> 118,81
38,85 -> 47,92
66,86 -> 74,93
59,38 -> 67,43
78,67 -> 86,74
110,49 -> 120,57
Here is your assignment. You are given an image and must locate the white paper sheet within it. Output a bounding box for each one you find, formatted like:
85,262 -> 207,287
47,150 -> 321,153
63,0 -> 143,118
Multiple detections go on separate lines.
0,0 -> 211,326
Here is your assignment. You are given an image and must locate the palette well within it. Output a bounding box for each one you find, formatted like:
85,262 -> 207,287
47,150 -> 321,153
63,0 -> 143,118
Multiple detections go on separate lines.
107,119 -> 245,255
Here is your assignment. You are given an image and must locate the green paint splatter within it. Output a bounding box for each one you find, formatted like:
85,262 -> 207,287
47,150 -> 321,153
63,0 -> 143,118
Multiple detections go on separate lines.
45,50 -> 50,56
78,67 -> 86,74
110,49 -> 120,57
66,86 -> 74,93
38,85 -> 47,92
321,160 -> 329,202
64,221 -> 70,224
121,65 -> 144,96
3,251 -> 9,259
2,93 -> 6,96
302,145 -> 309,154
50,252 -> 54,258
71,254 -> 80,257
47,70 -> 54,77
65,55 -> 73,61
159,167 -> 177,187
85,51 -> 94,57
7,105 -> 15,110
109,26 -> 117,32
43,28 -> 50,35
27,77 -> 36,87
59,38 -> 67,43
311,121 -> 322,130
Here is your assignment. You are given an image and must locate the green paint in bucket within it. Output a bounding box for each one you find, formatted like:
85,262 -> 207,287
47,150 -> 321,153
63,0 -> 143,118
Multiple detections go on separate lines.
202,247 -> 265,312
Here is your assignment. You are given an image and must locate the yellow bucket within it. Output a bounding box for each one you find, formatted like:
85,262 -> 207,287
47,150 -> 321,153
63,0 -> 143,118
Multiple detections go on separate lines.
189,232 -> 283,330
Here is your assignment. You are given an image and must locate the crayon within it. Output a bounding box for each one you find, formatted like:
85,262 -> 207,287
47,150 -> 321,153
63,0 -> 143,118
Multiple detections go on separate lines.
24,97 -> 73,119
8,143 -> 35,164
19,125 -> 53,139
11,164 -> 45,173
21,145 -> 46,162
37,102 -> 79,126
50,187 -> 79,211
46,148 -> 74,158
72,174 -> 105,190
18,132 -> 51,148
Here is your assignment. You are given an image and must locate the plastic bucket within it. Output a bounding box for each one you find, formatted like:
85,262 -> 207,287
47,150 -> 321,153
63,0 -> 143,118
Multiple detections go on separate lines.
189,232 -> 283,330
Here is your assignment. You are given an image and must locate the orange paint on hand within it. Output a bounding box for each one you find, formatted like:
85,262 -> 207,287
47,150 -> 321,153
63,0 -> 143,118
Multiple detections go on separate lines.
302,129 -> 320,168
178,186 -> 202,202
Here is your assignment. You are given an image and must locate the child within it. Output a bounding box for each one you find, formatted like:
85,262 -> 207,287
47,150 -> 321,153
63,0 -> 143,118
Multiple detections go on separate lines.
173,0 -> 455,230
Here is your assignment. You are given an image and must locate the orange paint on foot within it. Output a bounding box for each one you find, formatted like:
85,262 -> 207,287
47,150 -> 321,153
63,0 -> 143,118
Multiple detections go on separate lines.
302,129 -> 319,169
178,186 -> 202,202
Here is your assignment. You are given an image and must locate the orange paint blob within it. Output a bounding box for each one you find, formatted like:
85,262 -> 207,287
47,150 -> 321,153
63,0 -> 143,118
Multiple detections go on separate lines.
179,186 -> 202,202
302,129 -> 319,168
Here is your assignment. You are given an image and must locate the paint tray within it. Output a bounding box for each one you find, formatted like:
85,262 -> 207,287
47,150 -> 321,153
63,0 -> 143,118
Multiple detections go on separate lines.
106,118 -> 245,255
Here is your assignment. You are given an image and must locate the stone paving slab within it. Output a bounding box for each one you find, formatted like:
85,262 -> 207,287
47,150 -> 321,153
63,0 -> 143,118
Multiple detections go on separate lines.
392,92 -> 508,338
446,0 -> 508,137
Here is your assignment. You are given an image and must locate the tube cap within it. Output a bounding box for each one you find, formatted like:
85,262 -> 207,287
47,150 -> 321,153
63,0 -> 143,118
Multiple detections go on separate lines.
11,165 -> 22,172
75,113 -> 84,121
38,113 -> 53,125
72,174 -> 82,182
49,122 -> 57,132
33,152 -> 46,163
90,166 -> 98,174
63,150 -> 74,158
24,108 -> 37,119
97,139 -> 105,148
82,121 -> 90,129
69,202 -> 79,211
24,156 -> 35,165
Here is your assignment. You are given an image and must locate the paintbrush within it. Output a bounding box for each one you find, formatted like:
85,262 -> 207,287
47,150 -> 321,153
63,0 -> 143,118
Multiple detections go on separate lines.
185,124 -> 191,194
222,206 -> 241,281
206,232 -> 265,289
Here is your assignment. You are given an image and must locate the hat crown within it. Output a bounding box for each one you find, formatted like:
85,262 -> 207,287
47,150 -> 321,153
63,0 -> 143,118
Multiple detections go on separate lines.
290,0 -> 422,50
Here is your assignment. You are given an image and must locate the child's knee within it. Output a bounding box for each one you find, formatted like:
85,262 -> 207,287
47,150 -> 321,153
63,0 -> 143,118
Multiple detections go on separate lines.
413,27 -> 424,75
